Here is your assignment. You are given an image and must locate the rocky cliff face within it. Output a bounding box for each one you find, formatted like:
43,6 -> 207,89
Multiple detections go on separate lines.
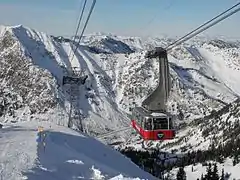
0,30 -> 58,123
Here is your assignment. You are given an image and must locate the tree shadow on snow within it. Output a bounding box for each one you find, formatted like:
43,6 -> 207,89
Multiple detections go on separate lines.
22,131 -> 155,180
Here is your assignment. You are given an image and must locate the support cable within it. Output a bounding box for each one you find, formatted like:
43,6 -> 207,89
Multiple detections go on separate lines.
166,2 -> 240,51
68,0 -> 87,60
70,0 -> 96,63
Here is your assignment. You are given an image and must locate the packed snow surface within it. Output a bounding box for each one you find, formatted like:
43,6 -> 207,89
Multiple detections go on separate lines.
0,121 -> 156,180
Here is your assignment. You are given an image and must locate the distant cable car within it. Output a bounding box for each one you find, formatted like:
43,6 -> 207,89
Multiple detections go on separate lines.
62,67 -> 88,86
131,47 -> 176,140
62,74 -> 88,85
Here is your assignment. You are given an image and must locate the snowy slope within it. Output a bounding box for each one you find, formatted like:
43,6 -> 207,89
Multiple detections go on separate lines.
100,44 -> 239,124
0,121 -> 157,180
156,99 -> 240,153
0,122 -> 37,180
0,25 -> 130,143
81,33 -> 240,124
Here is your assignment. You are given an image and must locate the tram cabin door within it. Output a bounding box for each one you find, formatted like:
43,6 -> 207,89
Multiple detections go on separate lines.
143,117 -> 155,140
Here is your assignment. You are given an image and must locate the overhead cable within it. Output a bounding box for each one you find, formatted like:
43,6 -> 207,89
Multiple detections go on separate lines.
70,0 -> 96,63
69,0 -> 87,61
101,2 -> 240,73
166,2 -> 240,51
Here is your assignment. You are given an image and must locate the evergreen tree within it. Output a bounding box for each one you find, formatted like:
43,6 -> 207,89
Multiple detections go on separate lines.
205,163 -> 212,180
176,167 -> 186,180
233,158 -> 237,166
220,168 -> 224,180
212,163 -> 219,180
233,153 -> 239,166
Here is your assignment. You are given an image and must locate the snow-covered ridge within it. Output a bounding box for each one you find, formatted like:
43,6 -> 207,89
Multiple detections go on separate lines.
0,25 -> 130,141
0,121 -> 157,180
0,28 -> 58,122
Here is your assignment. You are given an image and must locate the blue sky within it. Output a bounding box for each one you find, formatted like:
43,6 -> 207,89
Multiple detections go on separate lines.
0,0 -> 239,38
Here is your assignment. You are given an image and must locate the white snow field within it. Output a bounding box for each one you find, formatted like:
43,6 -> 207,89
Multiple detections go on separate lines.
0,121 -> 157,180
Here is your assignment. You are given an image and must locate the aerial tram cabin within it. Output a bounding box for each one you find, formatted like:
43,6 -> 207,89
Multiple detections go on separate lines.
131,47 -> 176,141
131,107 -> 175,140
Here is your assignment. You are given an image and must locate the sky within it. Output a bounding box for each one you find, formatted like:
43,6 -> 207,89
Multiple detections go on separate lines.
0,0 -> 239,38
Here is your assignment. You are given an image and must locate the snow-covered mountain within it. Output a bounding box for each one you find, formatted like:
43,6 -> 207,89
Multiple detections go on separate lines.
0,25 -> 130,142
1,24 -> 240,141
1,23 -> 240,138
82,33 -> 240,124
1,24 -> 240,179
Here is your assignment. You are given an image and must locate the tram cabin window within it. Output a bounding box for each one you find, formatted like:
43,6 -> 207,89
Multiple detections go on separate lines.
153,117 -> 169,130
144,117 -> 152,130
169,117 -> 173,129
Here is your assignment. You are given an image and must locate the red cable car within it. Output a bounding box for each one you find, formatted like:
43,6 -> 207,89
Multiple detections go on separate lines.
131,47 -> 176,141
131,107 -> 175,140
